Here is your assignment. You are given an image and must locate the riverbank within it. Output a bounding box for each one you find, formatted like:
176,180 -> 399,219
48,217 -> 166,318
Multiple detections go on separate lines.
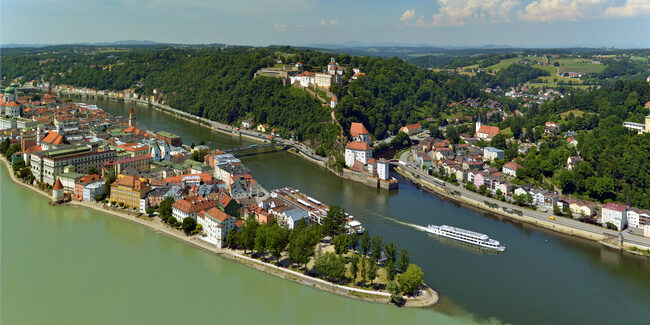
1,157 -> 437,308
394,166 -> 650,257
58,92 -> 399,191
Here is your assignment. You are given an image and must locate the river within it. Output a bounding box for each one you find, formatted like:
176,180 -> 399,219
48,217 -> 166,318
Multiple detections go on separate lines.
3,97 -> 650,324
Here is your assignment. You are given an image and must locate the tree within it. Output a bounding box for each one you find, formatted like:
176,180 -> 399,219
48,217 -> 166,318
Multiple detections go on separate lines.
398,249 -> 410,273
490,133 -> 507,150
288,226 -> 318,267
387,281 -> 403,305
385,259 -> 396,281
360,257 -> 368,284
241,216 -> 259,254
367,258 -> 378,285
158,197 -> 175,221
360,232 -> 371,256
167,216 -> 177,225
370,236 -> 383,263
398,264 -> 424,295
88,166 -> 98,175
333,235 -> 351,255
266,223 -> 288,262
0,139 -> 9,156
254,224 -> 268,254
225,230 -> 241,249
349,233 -> 359,252
323,205 -> 347,237
313,251 -> 346,282
181,217 -> 197,234
384,242 -> 397,264
104,173 -> 116,196
350,255 -> 360,283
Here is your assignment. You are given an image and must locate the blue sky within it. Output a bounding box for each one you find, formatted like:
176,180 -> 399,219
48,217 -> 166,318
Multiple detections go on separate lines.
2,0 -> 649,47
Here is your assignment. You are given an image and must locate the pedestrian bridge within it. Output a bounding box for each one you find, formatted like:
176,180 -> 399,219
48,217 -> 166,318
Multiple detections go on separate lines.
223,143 -> 289,154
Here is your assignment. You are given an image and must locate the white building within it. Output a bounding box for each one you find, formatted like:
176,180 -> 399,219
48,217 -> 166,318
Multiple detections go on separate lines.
626,208 -> 642,228
483,147 -> 505,162
377,159 -> 390,180
83,180 -> 105,202
171,196 -> 218,223
602,203 -> 627,230
198,207 -> 234,248
344,141 -> 372,167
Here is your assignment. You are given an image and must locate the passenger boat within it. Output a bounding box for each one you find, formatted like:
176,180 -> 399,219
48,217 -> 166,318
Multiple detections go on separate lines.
425,224 -> 505,251
345,218 -> 365,235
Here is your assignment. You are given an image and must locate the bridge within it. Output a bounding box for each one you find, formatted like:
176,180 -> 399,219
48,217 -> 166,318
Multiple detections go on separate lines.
223,143 -> 289,153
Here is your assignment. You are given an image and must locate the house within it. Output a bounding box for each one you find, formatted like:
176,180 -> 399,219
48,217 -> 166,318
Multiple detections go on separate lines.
474,115 -> 500,140
376,159 -> 390,180
566,156 -> 583,170
350,122 -> 371,144
475,125 -> 501,140
627,208 -> 642,228
344,141 -> 372,167
31,144 -> 117,185
601,203 -> 627,230
74,174 -> 104,201
483,147 -> 505,162
399,123 -> 422,136
256,124 -> 269,133
330,96 -> 338,109
241,120 -> 254,129
502,161 -> 523,177
197,207 -> 234,248
567,137 -> 578,146
545,122 -> 559,135
171,196 -> 219,223
110,175 -> 150,209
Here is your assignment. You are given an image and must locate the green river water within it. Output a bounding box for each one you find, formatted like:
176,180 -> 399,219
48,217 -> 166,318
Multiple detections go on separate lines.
2,98 -> 649,325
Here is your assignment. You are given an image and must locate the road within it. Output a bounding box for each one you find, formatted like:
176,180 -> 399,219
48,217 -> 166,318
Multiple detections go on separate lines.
398,151 -> 650,249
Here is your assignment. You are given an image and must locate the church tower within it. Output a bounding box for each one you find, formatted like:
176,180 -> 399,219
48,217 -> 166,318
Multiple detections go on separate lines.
475,114 -> 482,132
129,107 -> 136,127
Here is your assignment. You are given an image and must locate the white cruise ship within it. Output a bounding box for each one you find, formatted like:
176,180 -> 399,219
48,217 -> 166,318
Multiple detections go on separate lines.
426,225 -> 505,251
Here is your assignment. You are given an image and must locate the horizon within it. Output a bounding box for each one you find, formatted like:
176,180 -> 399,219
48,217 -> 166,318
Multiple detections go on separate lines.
2,1 -> 650,48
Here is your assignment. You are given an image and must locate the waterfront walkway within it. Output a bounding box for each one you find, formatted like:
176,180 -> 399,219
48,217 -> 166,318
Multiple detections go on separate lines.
398,152 -> 650,251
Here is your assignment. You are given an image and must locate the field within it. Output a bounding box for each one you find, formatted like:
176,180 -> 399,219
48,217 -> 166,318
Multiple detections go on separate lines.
482,56 -> 547,72
560,109 -> 587,119
552,58 -> 605,74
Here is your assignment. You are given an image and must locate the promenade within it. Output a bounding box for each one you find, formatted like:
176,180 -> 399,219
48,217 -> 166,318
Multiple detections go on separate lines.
397,152 -> 650,252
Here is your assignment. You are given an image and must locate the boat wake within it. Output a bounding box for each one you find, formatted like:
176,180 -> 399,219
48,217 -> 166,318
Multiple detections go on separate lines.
381,215 -> 430,232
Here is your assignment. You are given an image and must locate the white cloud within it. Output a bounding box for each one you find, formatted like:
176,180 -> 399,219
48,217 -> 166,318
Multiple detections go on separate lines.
604,0 -> 650,17
519,0 -> 606,22
274,24 -> 287,32
401,9 -> 416,21
431,0 -> 521,27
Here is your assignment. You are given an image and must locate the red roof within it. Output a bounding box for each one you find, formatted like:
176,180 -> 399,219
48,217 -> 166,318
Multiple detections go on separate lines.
331,96 -> 338,101
603,202 -> 627,212
345,141 -> 371,151
503,161 -> 523,171
53,179 -> 63,190
350,122 -> 369,137
41,131 -> 65,145
475,125 -> 501,138
172,196 -> 218,214
199,207 -> 231,223
130,107 -> 135,114
404,123 -> 422,130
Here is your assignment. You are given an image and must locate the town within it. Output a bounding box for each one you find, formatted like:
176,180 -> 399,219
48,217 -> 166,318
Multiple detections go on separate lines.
0,85 -> 432,306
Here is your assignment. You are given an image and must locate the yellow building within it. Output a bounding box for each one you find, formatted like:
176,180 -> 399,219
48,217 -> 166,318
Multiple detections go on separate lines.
110,175 -> 150,209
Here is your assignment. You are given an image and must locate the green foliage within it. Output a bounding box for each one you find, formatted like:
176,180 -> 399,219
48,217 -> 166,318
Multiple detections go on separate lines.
360,231 -> 371,256
384,242 -> 397,264
398,264 -> 424,295
88,166 -> 98,175
181,217 -> 197,234
313,251 -> 347,283
288,224 -> 320,266
266,223 -> 289,262
350,255 -> 360,283
333,235 -> 351,255
366,258 -> 378,284
323,205 -> 347,237
370,236 -> 383,263
158,197 -> 175,221
397,249 -> 410,273
387,281 -> 404,305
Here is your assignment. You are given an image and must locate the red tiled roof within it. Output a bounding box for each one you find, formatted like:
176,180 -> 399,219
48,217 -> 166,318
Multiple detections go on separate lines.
350,122 -> 369,137
603,202 -> 626,212
475,125 -> 501,138
404,123 -> 422,130
53,179 -> 63,190
345,141 -> 371,151
41,131 -> 65,145
172,196 -> 218,214
199,207 -> 231,223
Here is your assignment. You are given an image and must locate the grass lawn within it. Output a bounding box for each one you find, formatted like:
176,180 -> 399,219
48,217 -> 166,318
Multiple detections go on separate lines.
501,127 -> 513,137
560,109 -> 587,119
526,83 -> 593,90
551,58 -> 606,74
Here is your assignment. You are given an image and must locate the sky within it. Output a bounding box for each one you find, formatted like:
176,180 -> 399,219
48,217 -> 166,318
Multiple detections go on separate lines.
1,0 -> 649,48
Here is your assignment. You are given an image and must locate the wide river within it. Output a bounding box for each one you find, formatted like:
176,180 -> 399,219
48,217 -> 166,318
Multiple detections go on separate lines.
2,98 -> 650,325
